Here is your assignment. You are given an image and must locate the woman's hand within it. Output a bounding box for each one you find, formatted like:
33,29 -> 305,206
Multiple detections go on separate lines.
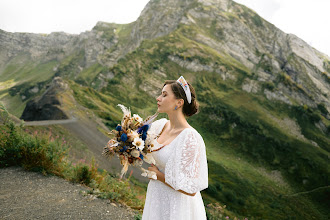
147,164 -> 196,196
147,164 -> 160,179
148,164 -> 159,173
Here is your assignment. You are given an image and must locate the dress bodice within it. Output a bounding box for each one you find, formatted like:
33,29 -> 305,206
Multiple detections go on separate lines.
149,118 -> 186,172
149,118 -> 170,173
152,141 -> 174,173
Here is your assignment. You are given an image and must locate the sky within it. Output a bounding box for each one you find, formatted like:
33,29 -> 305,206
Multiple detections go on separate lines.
234,0 -> 330,56
0,0 -> 329,56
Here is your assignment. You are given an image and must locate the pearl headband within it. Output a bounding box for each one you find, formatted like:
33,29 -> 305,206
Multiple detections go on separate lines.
177,76 -> 191,104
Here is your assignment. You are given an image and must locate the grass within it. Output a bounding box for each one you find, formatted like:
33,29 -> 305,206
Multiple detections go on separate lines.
0,58 -> 58,117
201,146 -> 323,219
0,93 -> 28,117
54,49 -> 85,79
0,59 -> 57,84
76,63 -> 107,86
22,124 -> 93,163
0,120 -> 66,175
189,75 -> 329,218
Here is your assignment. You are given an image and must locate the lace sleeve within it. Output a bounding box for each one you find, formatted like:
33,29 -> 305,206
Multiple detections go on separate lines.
165,129 -> 208,194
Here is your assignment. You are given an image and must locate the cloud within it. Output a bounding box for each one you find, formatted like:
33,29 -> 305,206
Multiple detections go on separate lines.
235,0 -> 281,20
0,0 -> 150,34
234,0 -> 330,56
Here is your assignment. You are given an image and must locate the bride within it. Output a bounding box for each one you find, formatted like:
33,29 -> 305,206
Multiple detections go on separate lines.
142,76 -> 208,220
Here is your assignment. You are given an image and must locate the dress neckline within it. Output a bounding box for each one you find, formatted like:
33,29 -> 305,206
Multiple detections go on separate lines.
156,120 -> 191,147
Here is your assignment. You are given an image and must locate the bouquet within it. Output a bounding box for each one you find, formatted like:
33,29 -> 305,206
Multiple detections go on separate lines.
103,104 -> 158,179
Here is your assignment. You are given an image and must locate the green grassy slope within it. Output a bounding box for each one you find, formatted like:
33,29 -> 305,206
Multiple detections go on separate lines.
0,55 -> 59,116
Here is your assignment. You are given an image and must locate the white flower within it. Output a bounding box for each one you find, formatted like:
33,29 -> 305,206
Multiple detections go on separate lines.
149,172 -> 157,180
143,154 -> 156,165
130,131 -> 139,139
131,149 -> 140,158
133,114 -> 143,123
107,139 -> 119,148
144,135 -> 154,145
128,130 -> 139,142
133,159 -> 143,166
140,168 -> 157,180
133,137 -> 145,151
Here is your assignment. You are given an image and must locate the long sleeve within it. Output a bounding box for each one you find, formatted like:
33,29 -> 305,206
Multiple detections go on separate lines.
165,129 -> 208,194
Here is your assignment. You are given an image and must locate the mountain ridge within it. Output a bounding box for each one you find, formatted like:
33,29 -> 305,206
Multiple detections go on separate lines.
1,0 -> 329,114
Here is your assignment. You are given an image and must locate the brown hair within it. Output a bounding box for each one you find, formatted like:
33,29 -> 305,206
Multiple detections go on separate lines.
164,80 -> 199,117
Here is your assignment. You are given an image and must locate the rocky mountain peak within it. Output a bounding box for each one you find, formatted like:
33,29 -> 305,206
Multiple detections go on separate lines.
0,24 -> 117,69
128,0 -> 198,50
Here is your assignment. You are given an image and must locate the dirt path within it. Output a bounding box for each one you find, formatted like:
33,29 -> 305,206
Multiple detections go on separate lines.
0,167 -> 136,220
24,118 -> 78,126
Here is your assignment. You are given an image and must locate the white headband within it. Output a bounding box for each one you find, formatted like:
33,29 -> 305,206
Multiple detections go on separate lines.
177,76 -> 191,104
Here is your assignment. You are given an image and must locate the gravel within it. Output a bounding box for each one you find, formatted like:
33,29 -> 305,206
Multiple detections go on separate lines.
0,167 -> 136,220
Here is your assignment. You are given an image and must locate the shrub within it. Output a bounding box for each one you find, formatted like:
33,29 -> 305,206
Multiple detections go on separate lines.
74,165 -> 92,184
0,120 -> 67,174
71,159 -> 98,185
317,103 -> 328,115
263,81 -> 275,91
134,213 -> 142,220
206,202 -> 245,220
223,189 -> 237,203
252,14 -> 263,27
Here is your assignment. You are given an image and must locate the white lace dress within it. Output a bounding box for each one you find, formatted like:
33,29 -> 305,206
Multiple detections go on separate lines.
142,118 -> 208,220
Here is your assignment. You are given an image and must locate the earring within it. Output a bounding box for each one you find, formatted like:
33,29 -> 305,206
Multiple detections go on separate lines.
174,106 -> 177,110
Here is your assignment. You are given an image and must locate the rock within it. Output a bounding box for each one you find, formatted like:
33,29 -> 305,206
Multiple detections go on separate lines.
20,77 -> 70,121
242,78 -> 260,93
264,89 -> 292,105
315,121 -> 328,134
0,25 -> 117,69
30,86 -> 39,94
168,55 -> 214,72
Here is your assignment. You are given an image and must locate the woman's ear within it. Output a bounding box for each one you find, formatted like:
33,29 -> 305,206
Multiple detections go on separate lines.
177,99 -> 184,108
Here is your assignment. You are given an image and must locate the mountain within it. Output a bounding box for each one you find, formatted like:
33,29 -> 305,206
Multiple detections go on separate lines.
0,0 -> 329,219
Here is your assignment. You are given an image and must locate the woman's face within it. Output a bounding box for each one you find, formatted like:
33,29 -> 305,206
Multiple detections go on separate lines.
156,84 -> 178,113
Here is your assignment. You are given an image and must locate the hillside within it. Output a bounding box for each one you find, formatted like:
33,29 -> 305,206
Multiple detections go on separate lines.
0,0 -> 329,219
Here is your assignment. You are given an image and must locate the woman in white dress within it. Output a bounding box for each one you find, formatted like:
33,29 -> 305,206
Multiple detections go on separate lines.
142,76 -> 208,220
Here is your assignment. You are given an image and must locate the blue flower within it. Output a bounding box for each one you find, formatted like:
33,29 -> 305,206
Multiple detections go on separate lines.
120,145 -> 128,152
142,132 -> 147,141
116,125 -> 122,131
137,125 -> 150,134
139,153 -> 144,160
120,133 -> 128,142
